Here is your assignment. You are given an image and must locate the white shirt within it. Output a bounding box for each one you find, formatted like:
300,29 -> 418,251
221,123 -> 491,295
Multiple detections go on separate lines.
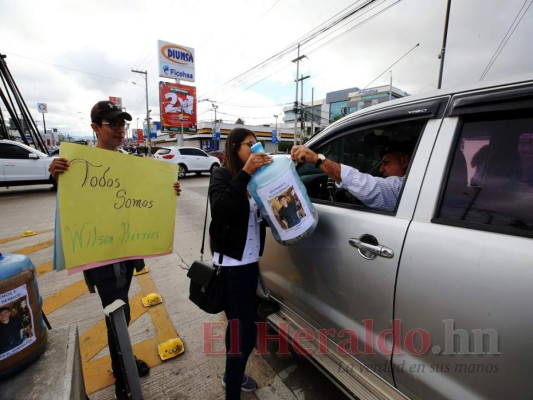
339,164 -> 404,211
214,196 -> 261,266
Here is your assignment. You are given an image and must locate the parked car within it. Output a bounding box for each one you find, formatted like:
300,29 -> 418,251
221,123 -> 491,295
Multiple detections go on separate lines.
258,78 -> 533,400
153,146 -> 220,178
0,139 -> 57,189
208,150 -> 225,163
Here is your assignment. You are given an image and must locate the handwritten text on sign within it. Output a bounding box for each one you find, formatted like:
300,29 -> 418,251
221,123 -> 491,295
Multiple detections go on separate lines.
58,143 -> 178,271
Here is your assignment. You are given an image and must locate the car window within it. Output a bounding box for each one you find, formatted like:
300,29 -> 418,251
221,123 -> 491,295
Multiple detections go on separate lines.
179,148 -> 193,156
0,143 -> 32,159
297,119 -> 426,210
189,148 -> 207,156
436,110 -> 533,237
155,148 -> 171,155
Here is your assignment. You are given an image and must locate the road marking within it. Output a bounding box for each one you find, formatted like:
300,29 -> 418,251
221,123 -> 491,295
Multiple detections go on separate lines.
81,269 -> 181,395
36,261 -> 53,276
14,239 -> 55,255
42,279 -> 88,315
0,228 -> 54,244
79,293 -> 147,363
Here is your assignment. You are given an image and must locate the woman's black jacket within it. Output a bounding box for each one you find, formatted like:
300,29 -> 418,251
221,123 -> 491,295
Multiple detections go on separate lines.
208,167 -> 266,261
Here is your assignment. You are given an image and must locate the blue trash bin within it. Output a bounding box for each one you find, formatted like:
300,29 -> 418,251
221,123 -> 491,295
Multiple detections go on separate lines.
0,253 -> 48,379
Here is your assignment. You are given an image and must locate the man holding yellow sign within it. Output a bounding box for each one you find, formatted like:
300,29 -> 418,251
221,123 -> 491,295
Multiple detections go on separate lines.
50,100 -> 181,400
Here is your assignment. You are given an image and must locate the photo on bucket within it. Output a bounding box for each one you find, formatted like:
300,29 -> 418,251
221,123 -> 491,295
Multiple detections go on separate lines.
272,188 -> 306,230
256,170 -> 316,242
0,286 -> 36,360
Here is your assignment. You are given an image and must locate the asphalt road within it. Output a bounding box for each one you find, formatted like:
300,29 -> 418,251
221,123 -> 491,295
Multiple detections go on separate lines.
0,175 -> 350,400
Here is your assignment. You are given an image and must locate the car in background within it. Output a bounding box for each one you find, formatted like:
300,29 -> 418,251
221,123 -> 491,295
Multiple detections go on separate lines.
153,146 -> 220,178
0,139 -> 57,189
208,150 -> 225,163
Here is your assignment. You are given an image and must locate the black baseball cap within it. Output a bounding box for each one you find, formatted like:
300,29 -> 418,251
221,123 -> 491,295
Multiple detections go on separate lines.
90,101 -> 132,123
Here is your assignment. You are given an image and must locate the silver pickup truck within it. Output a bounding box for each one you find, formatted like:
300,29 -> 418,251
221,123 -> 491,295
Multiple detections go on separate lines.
259,77 -> 533,400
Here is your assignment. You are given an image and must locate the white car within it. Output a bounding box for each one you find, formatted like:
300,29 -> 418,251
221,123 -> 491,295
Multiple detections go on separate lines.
154,146 -> 220,178
0,139 -> 57,189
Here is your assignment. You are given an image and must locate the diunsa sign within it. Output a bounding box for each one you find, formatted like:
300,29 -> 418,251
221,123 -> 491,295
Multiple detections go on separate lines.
158,40 -> 195,82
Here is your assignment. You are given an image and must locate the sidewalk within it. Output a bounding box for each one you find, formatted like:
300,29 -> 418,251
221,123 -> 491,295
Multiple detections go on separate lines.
0,183 -> 298,400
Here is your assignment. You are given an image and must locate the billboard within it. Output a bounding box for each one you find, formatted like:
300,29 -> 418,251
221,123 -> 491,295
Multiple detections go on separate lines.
159,82 -> 197,133
158,40 -> 195,82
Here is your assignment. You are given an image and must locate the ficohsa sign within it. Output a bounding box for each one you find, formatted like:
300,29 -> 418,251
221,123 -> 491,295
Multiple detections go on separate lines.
158,40 -> 195,82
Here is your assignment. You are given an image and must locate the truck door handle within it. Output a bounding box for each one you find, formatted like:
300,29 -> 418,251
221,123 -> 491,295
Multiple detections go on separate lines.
349,238 -> 394,260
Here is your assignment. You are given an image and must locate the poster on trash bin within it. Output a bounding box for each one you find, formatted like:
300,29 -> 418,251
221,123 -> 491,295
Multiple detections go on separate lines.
0,285 -> 36,361
256,170 -> 315,242
54,143 -> 179,274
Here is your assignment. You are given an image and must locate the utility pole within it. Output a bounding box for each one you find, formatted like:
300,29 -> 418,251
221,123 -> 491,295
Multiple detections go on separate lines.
310,88 -> 314,139
131,69 -> 151,156
291,44 -> 307,146
299,74 -> 310,143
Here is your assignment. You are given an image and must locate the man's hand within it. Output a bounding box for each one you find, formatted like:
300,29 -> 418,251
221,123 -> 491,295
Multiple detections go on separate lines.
49,157 -> 69,181
291,145 -> 318,165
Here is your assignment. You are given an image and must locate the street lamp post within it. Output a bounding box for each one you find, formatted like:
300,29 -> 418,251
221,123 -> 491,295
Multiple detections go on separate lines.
179,113 -> 183,147
212,104 -> 218,151
131,69 -> 151,156
274,114 -> 278,154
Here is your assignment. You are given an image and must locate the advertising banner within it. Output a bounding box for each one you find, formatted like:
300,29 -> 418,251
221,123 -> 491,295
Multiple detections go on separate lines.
159,82 -> 197,133
53,143 -> 178,273
158,40 -> 195,82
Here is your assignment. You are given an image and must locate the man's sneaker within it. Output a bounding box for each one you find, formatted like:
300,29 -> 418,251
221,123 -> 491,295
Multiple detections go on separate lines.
221,372 -> 258,392
135,356 -> 150,377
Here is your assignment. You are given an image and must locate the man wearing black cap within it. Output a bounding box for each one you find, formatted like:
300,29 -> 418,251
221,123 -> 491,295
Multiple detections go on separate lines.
49,100 -> 181,399
291,142 -> 413,211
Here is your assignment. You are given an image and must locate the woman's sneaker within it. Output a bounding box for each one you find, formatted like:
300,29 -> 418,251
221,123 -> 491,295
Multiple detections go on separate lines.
221,373 -> 258,392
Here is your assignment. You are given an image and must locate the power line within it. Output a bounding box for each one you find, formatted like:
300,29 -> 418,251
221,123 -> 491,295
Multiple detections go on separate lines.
2,51 -> 133,84
362,43 -> 419,89
479,0 -> 532,81
200,0 -> 402,104
198,0 -> 377,101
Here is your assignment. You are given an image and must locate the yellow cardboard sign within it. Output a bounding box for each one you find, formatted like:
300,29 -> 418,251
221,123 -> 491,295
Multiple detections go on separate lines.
56,143 -> 178,271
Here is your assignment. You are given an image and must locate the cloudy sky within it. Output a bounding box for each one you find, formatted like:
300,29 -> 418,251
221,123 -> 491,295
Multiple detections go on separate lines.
1,0 -> 532,138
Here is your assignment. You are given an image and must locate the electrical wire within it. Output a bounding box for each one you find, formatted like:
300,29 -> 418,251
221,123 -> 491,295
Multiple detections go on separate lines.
479,0 -> 532,81
198,0 -> 377,101
362,43 -> 419,89
202,0 -> 402,105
